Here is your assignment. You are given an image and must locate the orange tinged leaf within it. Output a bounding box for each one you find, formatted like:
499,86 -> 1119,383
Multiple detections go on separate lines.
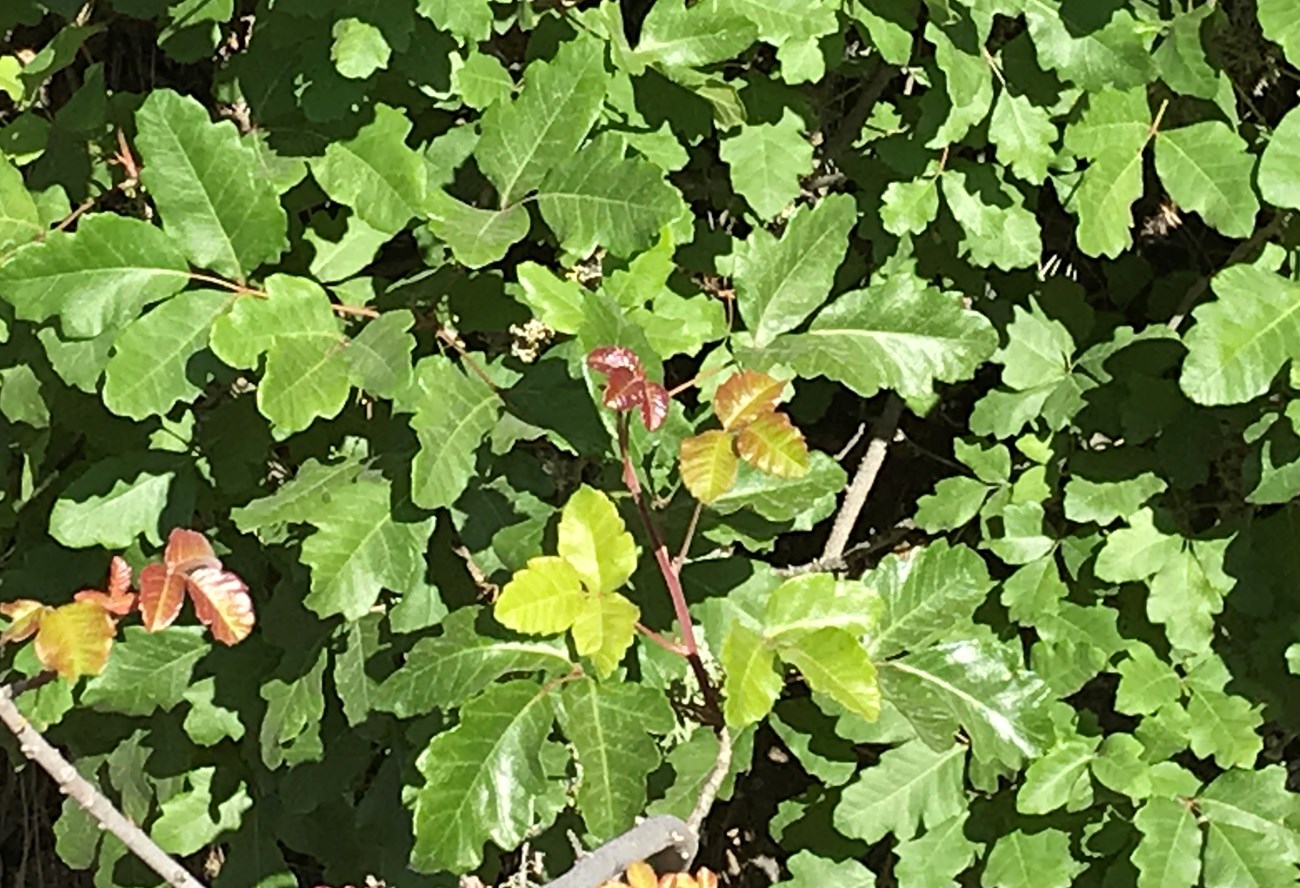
138,561 -> 186,632
714,370 -> 785,432
74,556 -> 137,615
679,430 -> 739,503
626,862 -> 658,888
736,411 -> 809,478
1,599 -> 49,644
163,528 -> 221,573
658,875 -> 698,888
107,554 -> 132,599
34,600 -> 115,681
187,567 -> 255,645
694,869 -> 718,888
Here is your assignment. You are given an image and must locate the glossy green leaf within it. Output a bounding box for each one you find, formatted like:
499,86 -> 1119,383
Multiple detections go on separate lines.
720,109 -> 813,219
1134,796 -> 1203,888
722,620 -> 781,729
893,813 -> 981,888
49,461 -> 173,549
557,485 -> 637,596
495,556 -> 586,635
982,828 -> 1084,888
571,591 -> 639,677
310,105 -> 427,236
1155,122 -> 1258,238
868,540 -> 994,658
834,740 -> 967,843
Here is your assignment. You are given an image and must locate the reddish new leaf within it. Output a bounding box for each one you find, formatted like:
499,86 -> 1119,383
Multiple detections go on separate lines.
679,430 -> 740,504
735,411 -> 810,478
74,556 -> 137,615
714,370 -> 786,432
1,599 -> 49,644
163,528 -> 222,574
138,561 -> 186,632
187,567 -> 255,645
34,600 -> 115,681
586,346 -> 670,431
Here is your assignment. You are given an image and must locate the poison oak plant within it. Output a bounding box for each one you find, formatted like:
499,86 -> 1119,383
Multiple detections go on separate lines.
2,1 -> 1300,887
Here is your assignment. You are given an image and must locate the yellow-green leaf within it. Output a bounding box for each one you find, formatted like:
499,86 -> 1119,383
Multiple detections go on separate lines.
679,430 -> 739,504
571,591 -> 639,677
495,557 -> 585,636
557,486 -> 637,595
735,411 -> 810,478
721,621 -> 781,729
714,369 -> 786,431
34,601 -> 115,682
778,627 -> 880,721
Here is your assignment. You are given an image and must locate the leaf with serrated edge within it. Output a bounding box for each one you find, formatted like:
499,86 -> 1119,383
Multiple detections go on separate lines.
680,429 -> 739,504
495,557 -> 585,635
834,740 -> 967,843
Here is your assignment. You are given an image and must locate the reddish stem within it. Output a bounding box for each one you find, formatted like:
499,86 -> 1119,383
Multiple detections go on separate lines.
637,622 -> 687,656
618,417 -> 721,725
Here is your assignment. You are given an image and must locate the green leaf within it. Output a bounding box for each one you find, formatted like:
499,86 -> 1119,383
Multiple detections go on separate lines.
722,620 -> 781,729
1198,766 -> 1300,864
1115,645 -> 1183,717
893,813 -> 981,888
310,105 -> 427,236
555,679 -> 674,840
707,451 -> 846,523
1147,543 -> 1230,654
331,18 -> 390,79
868,540 -> 994,658
209,275 -> 350,437
475,34 -> 609,204
0,153 -> 40,255
982,828 -> 1084,888
399,355 -> 501,510
1155,122 -> 1258,238
425,190 -> 529,268
0,213 -> 189,338
514,262 -> 587,333
334,615 -> 382,727
1134,796 -> 1203,888
881,176 -> 940,237
537,135 -> 684,259
496,557 -> 586,635
834,740 -> 967,843
734,193 -> 856,348
259,649 -> 327,769
150,767 -> 251,856
135,89 -> 287,279
776,851 -> 877,887
231,453 -> 365,532
49,460 -> 173,549
182,677 -> 244,746
940,164 -> 1041,271
880,635 -> 1053,769
1061,87 -> 1151,258
299,476 -> 435,621
305,213 -> 389,283
1094,508 -> 1181,583
1092,733 -> 1153,799
103,289 -> 231,419
1154,7 -> 1220,99
778,628 -> 880,721
572,591 -> 639,677
989,90 -> 1057,184
720,109 -> 813,219
418,0 -> 492,44
1185,659 -> 1263,770
1016,735 -> 1098,814
1180,265 -> 1300,406
377,609 -> 571,717
927,21 -> 993,147
749,271 -> 997,401
409,680 -> 558,872
346,309 -> 414,399
764,573 -> 881,641
1021,1 -> 1154,90
1259,0 -> 1300,69
557,485 -> 637,595
81,627 -> 208,716
0,364 -> 46,428
915,476 -> 992,531
453,51 -> 513,110
1063,472 -> 1167,526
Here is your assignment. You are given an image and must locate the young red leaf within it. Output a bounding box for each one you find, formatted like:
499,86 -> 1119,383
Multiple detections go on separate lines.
679,430 -> 740,504
74,556 -> 137,615
714,370 -> 786,432
138,562 -> 186,632
163,527 -> 222,573
187,567 -> 255,645
1,599 -> 50,644
587,345 -> 644,376
34,600 -> 115,681
638,379 -> 670,431
735,411 -> 810,478
586,346 -> 670,431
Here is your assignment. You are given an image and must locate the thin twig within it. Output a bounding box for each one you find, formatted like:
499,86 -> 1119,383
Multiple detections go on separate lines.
330,303 -> 380,318
686,728 -> 733,835
0,681 -> 207,888
821,62 -> 896,161
186,272 -> 267,298
636,623 -> 687,657
821,395 -> 904,564
673,502 -> 703,572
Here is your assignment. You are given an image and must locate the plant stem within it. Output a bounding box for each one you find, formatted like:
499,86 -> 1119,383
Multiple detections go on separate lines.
617,418 -> 722,725
0,679 -> 207,888
822,394 -> 904,565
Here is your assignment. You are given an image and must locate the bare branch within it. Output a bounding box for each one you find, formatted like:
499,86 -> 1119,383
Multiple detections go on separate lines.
821,395 -> 904,565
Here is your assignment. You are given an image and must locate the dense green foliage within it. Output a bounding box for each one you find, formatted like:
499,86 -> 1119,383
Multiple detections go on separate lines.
3,0 -> 1300,886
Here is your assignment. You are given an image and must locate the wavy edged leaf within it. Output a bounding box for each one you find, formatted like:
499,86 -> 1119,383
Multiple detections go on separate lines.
0,213 -> 189,339
310,104 -> 426,236
735,410 -> 809,478
409,680 -> 560,872
680,429 -> 739,504
187,567 -> 254,645
722,620 -> 781,729
983,828 -> 1084,888
135,89 -> 288,278
572,591 -> 639,677
834,739 -> 967,844
81,626 -> 208,715
34,601 -> 116,681
868,540 -> 994,658
557,485 -> 637,596
714,370 -> 786,431
555,679 -> 674,840
495,556 -> 585,635
425,190 -> 529,269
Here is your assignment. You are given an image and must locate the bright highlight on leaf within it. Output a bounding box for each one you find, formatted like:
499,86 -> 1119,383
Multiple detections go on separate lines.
494,486 -> 640,676
679,369 -> 809,503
